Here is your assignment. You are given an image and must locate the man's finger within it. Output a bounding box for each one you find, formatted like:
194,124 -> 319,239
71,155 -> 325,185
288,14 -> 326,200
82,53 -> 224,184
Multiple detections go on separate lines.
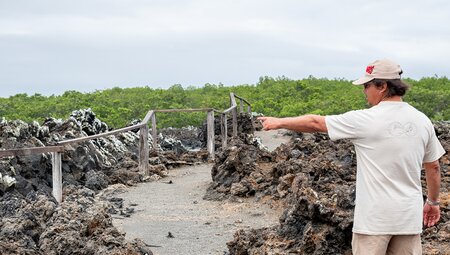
423,212 -> 429,226
430,220 -> 435,226
425,215 -> 438,227
432,215 -> 440,226
430,219 -> 436,227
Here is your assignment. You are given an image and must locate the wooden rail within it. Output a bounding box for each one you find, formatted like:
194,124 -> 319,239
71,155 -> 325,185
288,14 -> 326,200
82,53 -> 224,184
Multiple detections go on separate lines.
0,146 -> 64,157
0,93 -> 251,203
220,93 -> 252,148
57,124 -> 146,145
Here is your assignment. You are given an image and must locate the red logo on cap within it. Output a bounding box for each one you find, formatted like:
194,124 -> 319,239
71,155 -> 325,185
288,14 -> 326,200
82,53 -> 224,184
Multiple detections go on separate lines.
366,65 -> 374,74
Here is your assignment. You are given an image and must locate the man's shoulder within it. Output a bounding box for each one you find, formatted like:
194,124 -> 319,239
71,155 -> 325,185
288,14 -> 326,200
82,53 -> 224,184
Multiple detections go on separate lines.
334,108 -> 374,119
401,103 -> 433,124
325,109 -> 373,127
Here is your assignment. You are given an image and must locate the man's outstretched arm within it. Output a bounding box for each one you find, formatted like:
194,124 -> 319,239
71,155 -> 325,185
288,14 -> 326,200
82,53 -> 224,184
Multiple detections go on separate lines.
258,114 -> 327,133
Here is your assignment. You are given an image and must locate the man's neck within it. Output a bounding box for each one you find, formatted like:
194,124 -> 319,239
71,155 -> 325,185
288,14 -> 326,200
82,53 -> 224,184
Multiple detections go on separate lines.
382,96 -> 402,102
372,95 -> 402,106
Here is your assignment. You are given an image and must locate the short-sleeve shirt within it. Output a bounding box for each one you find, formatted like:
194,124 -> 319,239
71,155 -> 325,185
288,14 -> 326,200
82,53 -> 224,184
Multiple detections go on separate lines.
325,101 -> 445,235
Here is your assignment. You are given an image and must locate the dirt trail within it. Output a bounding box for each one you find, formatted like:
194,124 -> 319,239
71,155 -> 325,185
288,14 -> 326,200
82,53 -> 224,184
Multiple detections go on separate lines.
113,130 -> 290,255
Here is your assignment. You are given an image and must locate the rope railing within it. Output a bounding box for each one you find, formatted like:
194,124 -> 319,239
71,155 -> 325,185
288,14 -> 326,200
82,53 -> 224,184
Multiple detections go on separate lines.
0,93 -> 252,203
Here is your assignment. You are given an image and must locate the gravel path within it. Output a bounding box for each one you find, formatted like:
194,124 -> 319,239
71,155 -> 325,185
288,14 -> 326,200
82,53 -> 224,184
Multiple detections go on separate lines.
113,130 -> 290,255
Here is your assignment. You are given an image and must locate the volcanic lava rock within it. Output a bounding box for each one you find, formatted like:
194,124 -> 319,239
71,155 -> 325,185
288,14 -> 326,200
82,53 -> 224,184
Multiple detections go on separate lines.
223,134 -> 356,254
85,170 -> 109,191
0,108 -> 209,255
0,108 -> 208,196
205,134 -> 272,200
0,186 -> 151,255
421,121 -> 450,254
160,126 -> 203,151
69,108 -> 109,135
211,123 -> 449,255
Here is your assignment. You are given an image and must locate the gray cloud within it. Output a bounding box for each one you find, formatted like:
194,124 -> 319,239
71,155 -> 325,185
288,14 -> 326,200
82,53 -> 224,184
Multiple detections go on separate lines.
0,0 -> 449,97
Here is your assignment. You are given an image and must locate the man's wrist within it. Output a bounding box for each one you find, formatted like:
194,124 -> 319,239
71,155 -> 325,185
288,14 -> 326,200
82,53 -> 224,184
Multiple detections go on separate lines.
426,198 -> 440,206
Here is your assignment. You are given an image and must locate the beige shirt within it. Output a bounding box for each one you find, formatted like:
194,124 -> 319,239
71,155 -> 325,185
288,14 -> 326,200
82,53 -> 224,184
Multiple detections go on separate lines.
326,101 -> 445,235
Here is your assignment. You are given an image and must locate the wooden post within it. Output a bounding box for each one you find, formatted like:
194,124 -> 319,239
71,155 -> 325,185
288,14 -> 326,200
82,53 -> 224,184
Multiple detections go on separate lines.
232,107 -> 238,137
151,113 -> 157,150
139,124 -> 149,175
239,99 -> 244,113
221,113 -> 227,148
51,152 -> 62,203
207,110 -> 215,160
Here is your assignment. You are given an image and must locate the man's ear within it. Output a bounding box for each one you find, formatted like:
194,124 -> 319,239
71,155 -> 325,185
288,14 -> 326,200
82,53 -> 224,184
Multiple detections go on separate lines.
378,82 -> 388,93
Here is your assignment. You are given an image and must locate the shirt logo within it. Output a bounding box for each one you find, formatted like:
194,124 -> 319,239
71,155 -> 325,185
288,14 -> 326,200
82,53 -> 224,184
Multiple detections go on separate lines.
388,122 -> 417,137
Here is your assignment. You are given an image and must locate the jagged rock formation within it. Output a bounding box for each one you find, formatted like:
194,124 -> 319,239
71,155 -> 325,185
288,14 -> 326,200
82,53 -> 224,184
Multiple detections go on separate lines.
422,122 -> 450,255
0,108 -> 208,255
210,133 -> 355,254
0,109 -> 208,195
160,126 -> 203,152
209,122 -> 450,255
0,186 -> 152,255
204,134 -> 272,201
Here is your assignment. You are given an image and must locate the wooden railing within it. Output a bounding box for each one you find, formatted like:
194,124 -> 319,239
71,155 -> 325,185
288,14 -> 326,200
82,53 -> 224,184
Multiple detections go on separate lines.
0,93 -> 251,203
220,93 -> 252,148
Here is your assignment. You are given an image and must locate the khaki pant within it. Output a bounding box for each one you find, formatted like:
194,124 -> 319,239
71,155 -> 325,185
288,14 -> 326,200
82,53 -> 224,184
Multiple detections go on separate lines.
352,233 -> 422,255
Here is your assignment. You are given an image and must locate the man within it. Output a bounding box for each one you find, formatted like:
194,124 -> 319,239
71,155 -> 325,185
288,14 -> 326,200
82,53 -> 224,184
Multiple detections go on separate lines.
258,59 -> 445,255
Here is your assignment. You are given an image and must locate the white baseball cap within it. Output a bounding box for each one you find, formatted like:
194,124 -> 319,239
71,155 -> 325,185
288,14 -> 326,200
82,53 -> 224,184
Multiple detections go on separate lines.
353,59 -> 403,85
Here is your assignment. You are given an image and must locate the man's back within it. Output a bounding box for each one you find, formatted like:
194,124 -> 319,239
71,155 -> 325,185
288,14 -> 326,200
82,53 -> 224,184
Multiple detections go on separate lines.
326,101 -> 439,234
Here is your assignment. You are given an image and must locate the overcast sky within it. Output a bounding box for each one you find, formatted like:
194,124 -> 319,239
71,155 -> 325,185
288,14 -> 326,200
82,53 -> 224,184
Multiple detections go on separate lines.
1,0 -> 449,98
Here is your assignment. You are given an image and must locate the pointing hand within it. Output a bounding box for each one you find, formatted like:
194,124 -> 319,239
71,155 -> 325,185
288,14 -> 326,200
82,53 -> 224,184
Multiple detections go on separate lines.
257,117 -> 281,131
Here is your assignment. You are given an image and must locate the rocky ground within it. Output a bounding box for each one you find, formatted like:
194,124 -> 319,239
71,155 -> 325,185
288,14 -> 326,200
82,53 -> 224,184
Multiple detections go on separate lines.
0,109 -> 211,255
1,108 -> 448,255
208,122 -> 450,255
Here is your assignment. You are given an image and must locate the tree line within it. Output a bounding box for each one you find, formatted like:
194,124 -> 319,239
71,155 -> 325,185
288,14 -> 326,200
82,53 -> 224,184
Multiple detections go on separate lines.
0,76 -> 448,129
